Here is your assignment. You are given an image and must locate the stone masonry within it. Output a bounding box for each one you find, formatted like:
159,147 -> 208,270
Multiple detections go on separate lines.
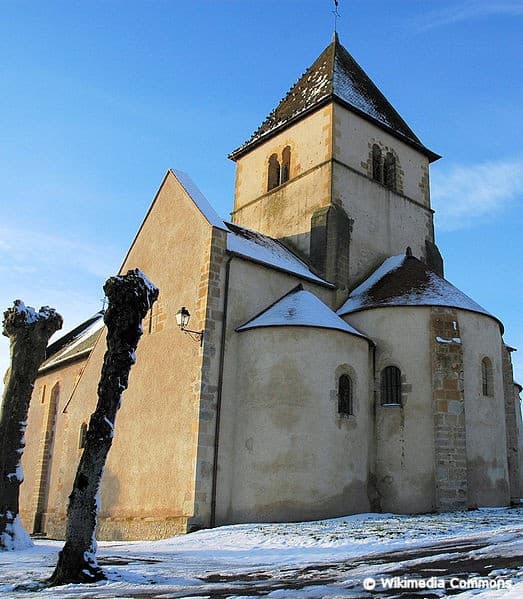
189,227 -> 227,530
431,307 -> 467,511
501,343 -> 520,503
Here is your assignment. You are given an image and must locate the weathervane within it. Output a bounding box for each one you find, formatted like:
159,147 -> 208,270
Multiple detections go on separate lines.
332,0 -> 341,33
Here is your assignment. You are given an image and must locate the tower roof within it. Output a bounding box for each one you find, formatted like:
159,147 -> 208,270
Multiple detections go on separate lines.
230,34 -> 439,162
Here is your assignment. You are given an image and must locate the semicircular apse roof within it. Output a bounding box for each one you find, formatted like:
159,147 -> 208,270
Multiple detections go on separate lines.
237,286 -> 370,341
337,254 -> 501,330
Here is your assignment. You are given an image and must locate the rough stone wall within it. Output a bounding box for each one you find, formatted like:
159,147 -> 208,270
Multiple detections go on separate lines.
309,203 -> 352,293
430,307 -> 467,511
502,344 -> 520,502
189,227 -> 227,530
231,106 -> 332,260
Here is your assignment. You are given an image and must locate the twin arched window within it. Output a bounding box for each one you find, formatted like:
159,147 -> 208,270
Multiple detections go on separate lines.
381,366 -> 402,405
338,374 -> 353,415
267,146 -> 291,191
371,144 -> 397,192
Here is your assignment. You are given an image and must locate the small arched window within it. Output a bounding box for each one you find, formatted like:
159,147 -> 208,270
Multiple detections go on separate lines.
384,152 -> 396,191
372,144 -> 382,183
79,422 -> 88,449
381,366 -> 402,405
267,154 -> 281,191
338,374 -> 353,415
482,357 -> 493,397
281,146 -> 291,184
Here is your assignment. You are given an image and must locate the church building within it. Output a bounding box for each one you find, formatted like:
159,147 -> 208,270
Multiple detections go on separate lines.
19,34 -> 522,541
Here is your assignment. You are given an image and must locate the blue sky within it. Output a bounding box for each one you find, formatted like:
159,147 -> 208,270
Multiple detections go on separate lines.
1,0 -> 522,385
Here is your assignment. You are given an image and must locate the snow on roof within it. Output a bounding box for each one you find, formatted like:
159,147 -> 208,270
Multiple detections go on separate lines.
40,314 -> 104,372
170,169 -> 228,232
332,41 -> 420,146
237,286 -> 369,340
226,222 -> 333,287
337,254 -> 496,324
230,34 -> 438,161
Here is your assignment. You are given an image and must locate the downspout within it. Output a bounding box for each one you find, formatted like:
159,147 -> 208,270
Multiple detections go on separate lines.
210,255 -> 233,528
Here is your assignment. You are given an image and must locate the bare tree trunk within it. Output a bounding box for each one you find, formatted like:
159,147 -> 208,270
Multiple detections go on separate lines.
0,301 -> 63,551
49,269 -> 158,585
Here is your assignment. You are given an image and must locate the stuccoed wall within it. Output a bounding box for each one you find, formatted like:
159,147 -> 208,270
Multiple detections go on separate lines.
19,358 -> 87,536
333,104 -> 432,207
347,306 -> 436,513
332,107 -> 434,287
218,325 -> 371,524
459,311 -> 509,507
231,106 -> 333,257
26,171 -> 224,540
215,257 -> 363,524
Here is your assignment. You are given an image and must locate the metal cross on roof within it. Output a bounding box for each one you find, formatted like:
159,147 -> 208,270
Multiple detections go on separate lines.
332,0 -> 341,33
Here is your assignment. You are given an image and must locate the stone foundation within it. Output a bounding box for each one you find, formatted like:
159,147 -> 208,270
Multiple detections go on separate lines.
44,515 -> 190,541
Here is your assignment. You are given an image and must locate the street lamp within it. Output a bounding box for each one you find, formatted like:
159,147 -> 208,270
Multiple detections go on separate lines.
175,307 -> 203,345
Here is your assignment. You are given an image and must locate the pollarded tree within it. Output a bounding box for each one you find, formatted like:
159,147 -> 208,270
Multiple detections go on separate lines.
49,269 -> 158,585
0,301 -> 63,551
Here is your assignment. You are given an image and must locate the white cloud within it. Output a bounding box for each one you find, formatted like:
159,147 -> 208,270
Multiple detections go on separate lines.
0,226 -> 121,280
415,1 -> 523,31
431,158 -> 523,231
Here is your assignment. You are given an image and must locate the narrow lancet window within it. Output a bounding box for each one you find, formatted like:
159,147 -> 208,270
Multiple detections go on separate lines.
338,374 -> 353,415
281,146 -> 291,184
79,423 -> 88,449
482,357 -> 493,397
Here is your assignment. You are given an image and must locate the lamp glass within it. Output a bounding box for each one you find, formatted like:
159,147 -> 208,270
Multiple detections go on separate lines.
176,307 -> 190,329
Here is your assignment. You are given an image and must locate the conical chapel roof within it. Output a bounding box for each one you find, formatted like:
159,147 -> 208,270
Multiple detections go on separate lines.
230,34 -> 439,162
337,253 -> 502,331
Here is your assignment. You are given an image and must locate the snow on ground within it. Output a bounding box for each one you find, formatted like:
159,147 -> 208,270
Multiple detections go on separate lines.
1,507 -> 523,598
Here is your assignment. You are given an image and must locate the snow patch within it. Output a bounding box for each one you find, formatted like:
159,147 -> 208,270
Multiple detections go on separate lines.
0,514 -> 33,551
10,300 -> 58,326
436,336 -> 462,345
227,224 -> 331,286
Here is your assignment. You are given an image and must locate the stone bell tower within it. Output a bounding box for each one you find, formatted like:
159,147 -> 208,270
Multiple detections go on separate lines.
229,33 -> 443,292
